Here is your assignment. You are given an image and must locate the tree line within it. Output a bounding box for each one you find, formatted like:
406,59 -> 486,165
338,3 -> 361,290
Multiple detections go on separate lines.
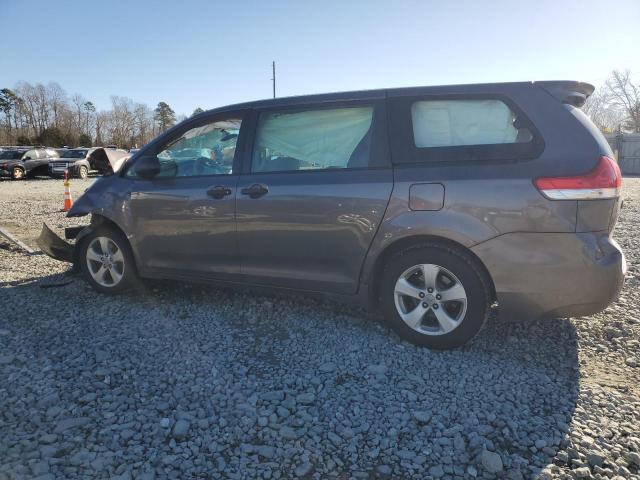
0,81 -> 204,149
2,71 -> 637,149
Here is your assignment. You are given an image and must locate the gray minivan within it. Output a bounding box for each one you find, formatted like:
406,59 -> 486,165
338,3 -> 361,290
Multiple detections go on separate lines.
42,81 -> 626,349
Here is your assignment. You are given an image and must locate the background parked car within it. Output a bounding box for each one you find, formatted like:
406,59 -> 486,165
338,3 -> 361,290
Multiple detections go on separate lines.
48,148 -> 93,179
48,147 -> 131,179
0,147 -> 59,180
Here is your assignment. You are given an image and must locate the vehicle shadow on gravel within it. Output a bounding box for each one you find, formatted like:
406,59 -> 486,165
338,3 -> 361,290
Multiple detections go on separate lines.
0,276 -> 579,479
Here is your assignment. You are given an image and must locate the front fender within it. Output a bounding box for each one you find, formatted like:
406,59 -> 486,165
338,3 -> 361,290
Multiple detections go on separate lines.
67,174 -> 130,218
67,188 -> 102,217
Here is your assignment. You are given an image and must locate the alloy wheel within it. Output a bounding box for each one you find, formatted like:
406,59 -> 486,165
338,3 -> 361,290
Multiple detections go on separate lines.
394,263 -> 467,335
86,236 -> 125,287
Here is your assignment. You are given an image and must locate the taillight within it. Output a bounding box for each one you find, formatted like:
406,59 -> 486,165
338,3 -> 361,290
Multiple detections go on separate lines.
535,156 -> 622,200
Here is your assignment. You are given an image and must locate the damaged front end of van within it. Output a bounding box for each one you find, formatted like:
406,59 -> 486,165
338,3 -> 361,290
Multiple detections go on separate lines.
37,153 -> 133,266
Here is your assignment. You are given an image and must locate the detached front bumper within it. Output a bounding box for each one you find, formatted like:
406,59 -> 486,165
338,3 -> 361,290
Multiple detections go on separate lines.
37,223 -> 89,263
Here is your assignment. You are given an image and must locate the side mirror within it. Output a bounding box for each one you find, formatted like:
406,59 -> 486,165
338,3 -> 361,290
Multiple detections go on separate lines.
134,155 -> 162,180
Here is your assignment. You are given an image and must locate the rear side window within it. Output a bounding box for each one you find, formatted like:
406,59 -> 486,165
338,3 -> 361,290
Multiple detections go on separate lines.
389,95 -> 543,164
411,99 -> 532,148
0,151 -> 23,160
251,106 -> 374,173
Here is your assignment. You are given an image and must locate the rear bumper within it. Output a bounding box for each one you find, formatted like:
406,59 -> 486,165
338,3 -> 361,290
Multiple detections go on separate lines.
472,232 -> 626,321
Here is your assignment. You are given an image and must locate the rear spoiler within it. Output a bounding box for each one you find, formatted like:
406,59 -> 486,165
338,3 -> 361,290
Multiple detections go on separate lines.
534,81 -> 595,108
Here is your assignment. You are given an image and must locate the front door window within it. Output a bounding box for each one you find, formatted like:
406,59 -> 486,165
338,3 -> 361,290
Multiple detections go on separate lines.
130,118 -> 242,178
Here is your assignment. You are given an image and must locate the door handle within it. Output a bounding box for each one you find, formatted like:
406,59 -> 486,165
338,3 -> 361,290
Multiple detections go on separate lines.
206,185 -> 232,199
240,183 -> 269,199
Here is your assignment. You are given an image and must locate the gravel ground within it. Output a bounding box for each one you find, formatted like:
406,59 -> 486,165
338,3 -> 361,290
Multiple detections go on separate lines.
0,177 -> 638,480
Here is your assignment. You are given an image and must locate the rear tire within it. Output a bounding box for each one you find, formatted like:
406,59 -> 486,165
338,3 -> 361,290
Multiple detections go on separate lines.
79,226 -> 138,294
379,243 -> 491,349
78,165 -> 88,179
11,167 -> 24,180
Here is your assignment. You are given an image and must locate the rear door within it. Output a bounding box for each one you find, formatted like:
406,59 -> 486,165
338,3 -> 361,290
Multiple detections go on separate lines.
236,99 -> 393,294
21,149 -> 41,174
126,111 -> 247,279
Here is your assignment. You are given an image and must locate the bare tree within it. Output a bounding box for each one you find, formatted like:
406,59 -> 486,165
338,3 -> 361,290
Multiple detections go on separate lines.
606,70 -> 640,133
133,103 -> 154,148
107,96 -> 137,147
33,83 -> 49,134
582,88 -> 626,133
47,82 -> 67,129
95,111 -> 109,146
14,82 -> 38,138
71,94 -> 86,132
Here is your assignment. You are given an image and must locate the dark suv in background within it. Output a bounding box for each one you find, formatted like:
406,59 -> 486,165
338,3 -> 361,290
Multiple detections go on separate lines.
0,147 -> 59,179
49,148 -> 93,179
43,81 -> 625,349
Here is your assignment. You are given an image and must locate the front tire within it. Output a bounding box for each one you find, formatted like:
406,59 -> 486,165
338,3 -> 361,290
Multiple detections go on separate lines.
79,227 -> 138,294
78,165 -> 88,179
379,243 -> 491,349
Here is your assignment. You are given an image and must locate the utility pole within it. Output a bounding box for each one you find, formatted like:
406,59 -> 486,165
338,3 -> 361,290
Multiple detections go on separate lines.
271,61 -> 276,98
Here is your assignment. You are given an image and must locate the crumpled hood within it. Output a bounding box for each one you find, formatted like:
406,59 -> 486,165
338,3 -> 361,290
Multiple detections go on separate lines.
88,148 -> 130,174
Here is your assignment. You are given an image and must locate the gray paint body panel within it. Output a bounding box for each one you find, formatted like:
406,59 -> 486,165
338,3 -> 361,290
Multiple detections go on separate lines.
472,232 -> 625,320
576,199 -> 618,233
129,176 -> 239,276
235,169 -> 393,294
409,183 -> 444,211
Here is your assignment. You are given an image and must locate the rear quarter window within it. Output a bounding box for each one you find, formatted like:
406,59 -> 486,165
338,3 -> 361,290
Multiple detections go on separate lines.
411,99 -> 530,148
389,95 -> 544,164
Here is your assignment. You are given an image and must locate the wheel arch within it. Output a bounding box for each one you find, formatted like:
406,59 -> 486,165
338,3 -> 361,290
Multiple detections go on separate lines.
73,214 -> 140,275
367,235 -> 496,308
